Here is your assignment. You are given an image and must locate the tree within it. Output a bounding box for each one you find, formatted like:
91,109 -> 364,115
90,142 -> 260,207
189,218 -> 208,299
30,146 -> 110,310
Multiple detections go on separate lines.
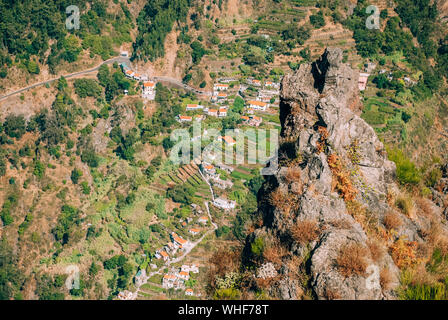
3,115 -> 26,139
70,168 -> 83,184
74,79 -> 102,99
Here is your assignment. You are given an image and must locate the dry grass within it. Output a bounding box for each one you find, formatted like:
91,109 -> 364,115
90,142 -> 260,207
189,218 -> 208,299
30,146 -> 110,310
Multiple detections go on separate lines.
335,243 -> 369,278
284,166 -> 302,184
263,242 -> 287,266
380,268 -> 394,290
328,153 -> 357,202
395,195 -> 413,216
367,240 -> 385,263
269,187 -> 299,217
290,219 -> 321,245
327,219 -> 353,230
324,288 -> 341,300
383,211 -> 402,231
415,198 -> 434,217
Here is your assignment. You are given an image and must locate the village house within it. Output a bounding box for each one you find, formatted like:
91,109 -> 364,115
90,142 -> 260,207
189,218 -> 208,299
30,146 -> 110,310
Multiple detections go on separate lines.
214,83 -> 229,91
177,115 -> 193,122
186,104 -> 204,111
117,290 -> 133,300
201,162 -> 216,176
189,228 -> 200,236
218,135 -> 236,146
248,78 -> 262,87
248,100 -> 268,111
125,69 -> 134,78
217,92 -> 227,100
218,108 -> 227,117
194,114 -> 205,122
248,115 -> 262,127
162,274 -> 176,289
264,81 -> 280,89
159,250 -> 169,261
142,81 -> 156,100
178,271 -> 190,281
213,197 -> 236,210
133,73 -> 142,81
172,234 -> 188,248
185,288 -> 194,296
358,73 -> 370,91
208,108 -> 218,117
198,216 -> 208,224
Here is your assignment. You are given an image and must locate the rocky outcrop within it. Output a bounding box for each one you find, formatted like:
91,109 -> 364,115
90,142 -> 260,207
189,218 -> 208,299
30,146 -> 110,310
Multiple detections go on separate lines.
246,48 -> 440,300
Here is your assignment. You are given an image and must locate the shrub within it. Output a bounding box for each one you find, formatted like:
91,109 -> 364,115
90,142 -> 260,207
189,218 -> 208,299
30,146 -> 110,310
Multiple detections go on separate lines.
380,268 -> 394,290
3,115 -> 26,139
388,148 -> 421,185
395,196 -> 413,216
70,168 -> 83,184
290,220 -> 320,244
383,211 -> 403,230
335,243 -> 368,278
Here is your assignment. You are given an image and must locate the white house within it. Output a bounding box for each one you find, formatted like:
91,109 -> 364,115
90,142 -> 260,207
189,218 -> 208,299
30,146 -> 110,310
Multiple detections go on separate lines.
189,228 -> 200,236
198,216 -> 208,224
213,198 -> 236,210
162,274 -> 176,289
214,83 -> 229,91
218,108 -> 227,117
185,288 -> 194,296
248,100 -> 268,111
125,70 -> 134,78
186,104 -> 204,111
142,81 -> 156,100
218,135 -> 236,146
177,115 -> 193,122
178,271 -> 190,281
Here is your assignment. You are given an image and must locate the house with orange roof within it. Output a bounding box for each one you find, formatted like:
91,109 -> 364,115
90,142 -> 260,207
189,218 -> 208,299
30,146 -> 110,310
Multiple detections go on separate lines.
173,236 -> 188,247
214,83 -> 229,91
218,108 -> 227,117
162,274 -> 176,288
200,162 -> 216,176
198,216 -> 208,224
217,92 -> 227,99
159,250 -> 169,261
125,70 -> 134,78
178,271 -> 190,281
177,115 -> 193,122
249,116 -> 263,127
248,100 -> 268,111
241,115 -> 250,122
189,228 -> 200,236
142,81 -> 156,100
185,288 -> 194,296
219,135 -> 236,146
208,108 -> 218,117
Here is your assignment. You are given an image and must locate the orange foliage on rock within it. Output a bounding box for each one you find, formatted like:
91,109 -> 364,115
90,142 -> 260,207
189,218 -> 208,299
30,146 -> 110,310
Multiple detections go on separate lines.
327,153 -> 357,202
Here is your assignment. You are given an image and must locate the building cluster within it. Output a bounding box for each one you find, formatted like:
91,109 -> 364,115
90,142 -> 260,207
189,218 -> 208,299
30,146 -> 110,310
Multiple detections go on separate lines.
200,162 -> 234,190
154,232 -> 189,262
117,290 -> 134,300
241,115 -> 262,127
120,62 -> 157,100
212,197 -> 236,210
162,264 -> 199,294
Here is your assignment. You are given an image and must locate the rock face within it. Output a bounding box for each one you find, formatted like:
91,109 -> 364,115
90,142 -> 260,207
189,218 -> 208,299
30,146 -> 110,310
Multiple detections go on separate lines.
246,48 -> 426,300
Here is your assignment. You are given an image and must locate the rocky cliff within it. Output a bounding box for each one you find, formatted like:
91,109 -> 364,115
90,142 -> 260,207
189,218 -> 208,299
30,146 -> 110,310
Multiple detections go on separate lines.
245,48 -> 448,300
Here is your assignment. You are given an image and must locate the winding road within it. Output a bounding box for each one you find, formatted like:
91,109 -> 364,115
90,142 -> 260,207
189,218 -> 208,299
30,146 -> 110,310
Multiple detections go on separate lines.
0,56 -> 212,102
